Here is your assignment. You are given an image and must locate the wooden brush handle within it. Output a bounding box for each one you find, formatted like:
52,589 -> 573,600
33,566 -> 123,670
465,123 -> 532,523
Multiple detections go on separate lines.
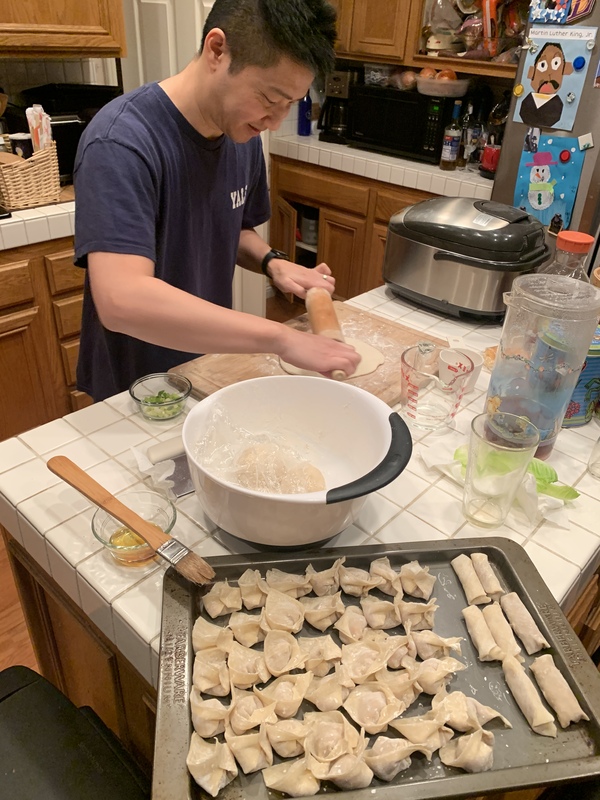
306,287 -> 346,381
47,455 -> 175,552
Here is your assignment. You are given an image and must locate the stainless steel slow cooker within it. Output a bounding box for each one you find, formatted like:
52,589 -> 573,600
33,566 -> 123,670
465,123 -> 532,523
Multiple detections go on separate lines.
382,197 -> 550,321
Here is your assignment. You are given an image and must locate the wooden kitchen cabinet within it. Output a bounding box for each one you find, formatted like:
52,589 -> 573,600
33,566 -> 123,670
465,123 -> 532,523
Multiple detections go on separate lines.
0,236 -> 92,442
567,568 -> 600,657
331,0 -> 517,79
2,528 -> 156,774
0,0 -> 126,57
269,155 -> 434,300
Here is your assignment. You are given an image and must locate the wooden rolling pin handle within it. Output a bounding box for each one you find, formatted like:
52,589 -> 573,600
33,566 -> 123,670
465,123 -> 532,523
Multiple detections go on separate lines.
306,287 -> 345,342
331,369 -> 346,381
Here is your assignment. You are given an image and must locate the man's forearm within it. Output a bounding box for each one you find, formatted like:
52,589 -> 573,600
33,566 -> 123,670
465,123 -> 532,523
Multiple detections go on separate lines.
236,228 -> 272,274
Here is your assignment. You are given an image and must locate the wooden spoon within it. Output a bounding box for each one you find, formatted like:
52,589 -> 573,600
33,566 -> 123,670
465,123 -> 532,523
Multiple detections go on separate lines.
47,456 -> 214,584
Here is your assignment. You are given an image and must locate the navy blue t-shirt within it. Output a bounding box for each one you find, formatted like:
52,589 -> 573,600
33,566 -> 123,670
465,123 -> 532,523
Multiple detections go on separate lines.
74,82 -> 270,401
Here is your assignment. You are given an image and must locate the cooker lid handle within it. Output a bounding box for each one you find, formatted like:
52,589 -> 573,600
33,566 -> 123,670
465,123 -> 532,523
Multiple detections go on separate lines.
325,413 -> 412,504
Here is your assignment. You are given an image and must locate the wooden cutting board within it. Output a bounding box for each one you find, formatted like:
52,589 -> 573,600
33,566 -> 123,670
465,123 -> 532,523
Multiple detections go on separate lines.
169,302 -> 448,407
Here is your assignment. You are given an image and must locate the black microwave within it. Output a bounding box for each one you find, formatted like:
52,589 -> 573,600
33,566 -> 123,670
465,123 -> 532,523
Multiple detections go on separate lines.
346,84 -> 458,165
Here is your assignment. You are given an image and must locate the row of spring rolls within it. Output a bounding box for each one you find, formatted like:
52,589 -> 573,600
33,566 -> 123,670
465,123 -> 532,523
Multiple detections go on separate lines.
460,585 -> 589,737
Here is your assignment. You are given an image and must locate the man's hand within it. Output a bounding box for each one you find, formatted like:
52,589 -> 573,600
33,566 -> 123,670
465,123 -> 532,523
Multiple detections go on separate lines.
276,326 -> 361,379
268,259 -> 335,299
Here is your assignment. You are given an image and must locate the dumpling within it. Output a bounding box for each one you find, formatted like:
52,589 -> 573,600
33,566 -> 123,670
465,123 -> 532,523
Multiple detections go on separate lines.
305,557 -> 345,596
500,592 -> 550,655
364,736 -> 432,781
307,751 -> 373,791
265,567 -> 311,598
333,605 -> 368,644
530,653 -> 589,728
238,568 -> 269,610
202,580 -> 242,618
374,667 -> 422,711
261,589 -> 305,634
192,647 -> 230,696
397,597 -> 438,630
369,556 -> 403,597
300,592 -> 345,632
297,635 -> 342,677
482,602 -> 523,661
399,560 -> 436,600
263,630 -> 306,676
227,641 -> 270,689
439,728 -> 495,773
265,718 -> 308,758
462,605 -> 504,661
224,724 -> 273,774
430,688 -> 512,732
339,564 -> 384,597
471,553 -> 504,600
360,594 -> 401,630
362,629 -> 416,669
192,616 -> 234,652
190,688 -> 229,738
228,610 -> 266,648
186,734 -> 237,797
411,630 -> 463,661
303,710 -> 364,763
403,656 -> 466,695
342,681 -> 404,734
254,672 -> 313,718
388,714 -> 454,750
305,664 -> 355,711
262,757 -> 320,797
228,687 -> 277,735
451,554 -> 491,606
502,655 -> 557,737
341,639 -> 397,684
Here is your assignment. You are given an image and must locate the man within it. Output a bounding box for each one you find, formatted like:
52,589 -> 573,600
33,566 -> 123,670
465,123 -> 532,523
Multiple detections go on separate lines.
519,41 -> 573,129
74,0 -> 360,402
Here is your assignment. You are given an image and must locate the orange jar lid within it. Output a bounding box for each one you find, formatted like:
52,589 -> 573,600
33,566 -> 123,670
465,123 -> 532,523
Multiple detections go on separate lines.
556,230 -> 595,253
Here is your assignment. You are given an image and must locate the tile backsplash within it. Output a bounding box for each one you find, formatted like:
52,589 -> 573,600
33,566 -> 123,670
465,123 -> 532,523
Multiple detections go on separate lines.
0,58 -> 118,101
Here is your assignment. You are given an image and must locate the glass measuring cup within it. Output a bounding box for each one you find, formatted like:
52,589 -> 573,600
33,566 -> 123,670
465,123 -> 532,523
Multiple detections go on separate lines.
400,342 -> 474,430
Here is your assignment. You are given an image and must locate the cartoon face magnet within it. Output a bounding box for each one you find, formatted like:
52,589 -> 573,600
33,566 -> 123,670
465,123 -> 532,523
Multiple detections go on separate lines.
513,25 -> 596,131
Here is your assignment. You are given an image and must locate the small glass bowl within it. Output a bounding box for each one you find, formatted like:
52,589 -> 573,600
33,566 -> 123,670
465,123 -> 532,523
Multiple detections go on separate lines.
129,373 -> 192,422
91,490 -> 176,565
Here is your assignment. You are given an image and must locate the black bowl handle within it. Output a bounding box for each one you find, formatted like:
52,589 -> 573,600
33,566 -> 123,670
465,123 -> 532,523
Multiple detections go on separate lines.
325,413 -> 413,504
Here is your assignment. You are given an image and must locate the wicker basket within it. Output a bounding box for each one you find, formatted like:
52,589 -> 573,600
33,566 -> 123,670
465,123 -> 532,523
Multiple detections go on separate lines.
0,141 -> 61,211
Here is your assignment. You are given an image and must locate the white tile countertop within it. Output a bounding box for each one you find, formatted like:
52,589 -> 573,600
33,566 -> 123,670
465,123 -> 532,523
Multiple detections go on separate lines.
1,287 -> 599,689
0,201 -> 75,251
269,134 -> 493,201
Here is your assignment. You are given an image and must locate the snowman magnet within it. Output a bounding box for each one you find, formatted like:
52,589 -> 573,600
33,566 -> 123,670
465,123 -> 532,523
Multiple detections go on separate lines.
513,131 -> 585,227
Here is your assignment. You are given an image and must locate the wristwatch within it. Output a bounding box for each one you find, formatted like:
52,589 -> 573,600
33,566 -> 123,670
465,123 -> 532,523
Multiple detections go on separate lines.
260,248 -> 289,277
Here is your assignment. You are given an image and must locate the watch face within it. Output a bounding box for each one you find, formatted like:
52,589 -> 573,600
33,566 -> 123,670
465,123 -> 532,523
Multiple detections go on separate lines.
271,249 -> 288,259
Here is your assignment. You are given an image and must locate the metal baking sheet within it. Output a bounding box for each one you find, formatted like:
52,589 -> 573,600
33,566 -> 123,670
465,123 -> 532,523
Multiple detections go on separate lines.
152,538 -> 600,800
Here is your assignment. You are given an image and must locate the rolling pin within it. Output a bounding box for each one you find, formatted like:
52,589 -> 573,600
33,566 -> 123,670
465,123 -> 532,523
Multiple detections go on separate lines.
305,286 -> 347,381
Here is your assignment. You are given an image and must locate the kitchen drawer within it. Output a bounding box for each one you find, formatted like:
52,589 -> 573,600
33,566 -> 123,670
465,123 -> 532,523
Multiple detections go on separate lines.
275,160 -> 370,216
0,261 -> 34,310
374,185 -> 435,224
44,249 -> 82,296
53,295 -> 83,339
60,339 -> 79,385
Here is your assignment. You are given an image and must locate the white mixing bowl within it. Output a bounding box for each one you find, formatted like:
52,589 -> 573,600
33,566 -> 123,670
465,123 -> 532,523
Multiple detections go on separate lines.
181,376 -> 412,546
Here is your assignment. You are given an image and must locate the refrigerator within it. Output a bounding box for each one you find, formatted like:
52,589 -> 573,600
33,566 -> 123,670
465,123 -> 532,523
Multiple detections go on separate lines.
491,2 -> 600,277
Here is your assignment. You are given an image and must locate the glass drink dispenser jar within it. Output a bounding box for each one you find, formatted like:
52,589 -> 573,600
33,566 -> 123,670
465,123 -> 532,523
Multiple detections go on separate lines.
486,274 -> 600,459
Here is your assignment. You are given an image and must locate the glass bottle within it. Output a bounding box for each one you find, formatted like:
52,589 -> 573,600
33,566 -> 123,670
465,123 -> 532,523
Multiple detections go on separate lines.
456,102 -> 473,169
439,100 -> 462,171
538,231 -> 595,282
298,92 -> 312,136
589,434 -> 600,479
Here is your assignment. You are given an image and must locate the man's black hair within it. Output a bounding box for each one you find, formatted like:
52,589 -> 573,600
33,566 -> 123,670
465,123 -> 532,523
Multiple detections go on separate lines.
200,0 -> 337,78
533,40 -> 565,68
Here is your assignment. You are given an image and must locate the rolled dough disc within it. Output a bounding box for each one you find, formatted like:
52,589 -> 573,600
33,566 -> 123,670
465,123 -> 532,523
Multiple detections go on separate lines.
279,337 -> 385,379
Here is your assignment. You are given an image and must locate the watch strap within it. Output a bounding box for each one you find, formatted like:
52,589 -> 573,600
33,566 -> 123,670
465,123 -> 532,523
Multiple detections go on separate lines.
261,248 -> 289,277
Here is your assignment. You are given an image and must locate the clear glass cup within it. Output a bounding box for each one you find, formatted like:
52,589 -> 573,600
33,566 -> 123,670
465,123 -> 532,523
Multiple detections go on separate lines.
463,412 -> 540,528
588,434 -> 600,479
400,342 -> 473,431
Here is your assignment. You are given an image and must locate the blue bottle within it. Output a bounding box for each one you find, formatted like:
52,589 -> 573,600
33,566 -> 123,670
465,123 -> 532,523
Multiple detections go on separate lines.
298,92 -> 312,136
